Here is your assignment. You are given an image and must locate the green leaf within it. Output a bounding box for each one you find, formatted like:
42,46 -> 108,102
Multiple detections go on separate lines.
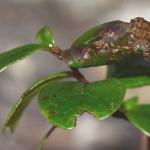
36,26 -> 56,48
71,21 -> 123,48
2,71 -> 73,133
120,76 -> 150,89
38,79 -> 125,129
72,25 -> 102,48
122,97 -> 138,110
0,44 -> 47,73
123,101 -> 150,136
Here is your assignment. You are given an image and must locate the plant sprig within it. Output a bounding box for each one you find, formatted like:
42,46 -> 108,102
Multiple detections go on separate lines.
0,18 -> 150,150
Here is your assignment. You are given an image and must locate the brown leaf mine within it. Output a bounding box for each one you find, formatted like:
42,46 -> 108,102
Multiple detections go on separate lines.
62,17 -> 150,68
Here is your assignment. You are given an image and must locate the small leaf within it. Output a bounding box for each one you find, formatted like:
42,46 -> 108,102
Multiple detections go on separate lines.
2,71 -> 73,133
38,79 -> 125,129
36,26 -> 56,48
122,97 -> 138,110
0,44 -> 47,73
120,76 -> 150,89
123,101 -> 150,136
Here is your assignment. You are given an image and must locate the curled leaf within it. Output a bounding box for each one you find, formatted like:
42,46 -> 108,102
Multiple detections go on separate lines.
2,71 -> 73,133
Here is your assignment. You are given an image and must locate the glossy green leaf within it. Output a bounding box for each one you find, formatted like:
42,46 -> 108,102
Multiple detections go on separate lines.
38,79 -> 125,129
0,44 -> 48,73
36,26 -> 56,48
123,99 -> 150,136
2,71 -> 73,133
120,76 -> 150,89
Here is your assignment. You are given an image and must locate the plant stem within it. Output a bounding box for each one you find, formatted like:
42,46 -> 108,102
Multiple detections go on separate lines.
50,47 -> 62,59
48,47 -> 88,83
148,137 -> 150,150
38,126 -> 56,150
71,68 -> 88,83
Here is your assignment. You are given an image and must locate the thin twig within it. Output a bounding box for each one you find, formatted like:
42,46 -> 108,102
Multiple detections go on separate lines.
38,126 -> 56,150
148,137 -> 150,150
71,68 -> 88,83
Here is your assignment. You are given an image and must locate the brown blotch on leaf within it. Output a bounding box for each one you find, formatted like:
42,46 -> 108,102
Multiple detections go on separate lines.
48,112 -> 56,119
43,96 -> 49,100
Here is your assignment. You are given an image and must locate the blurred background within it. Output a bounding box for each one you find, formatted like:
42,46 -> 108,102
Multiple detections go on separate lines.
0,0 -> 149,149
